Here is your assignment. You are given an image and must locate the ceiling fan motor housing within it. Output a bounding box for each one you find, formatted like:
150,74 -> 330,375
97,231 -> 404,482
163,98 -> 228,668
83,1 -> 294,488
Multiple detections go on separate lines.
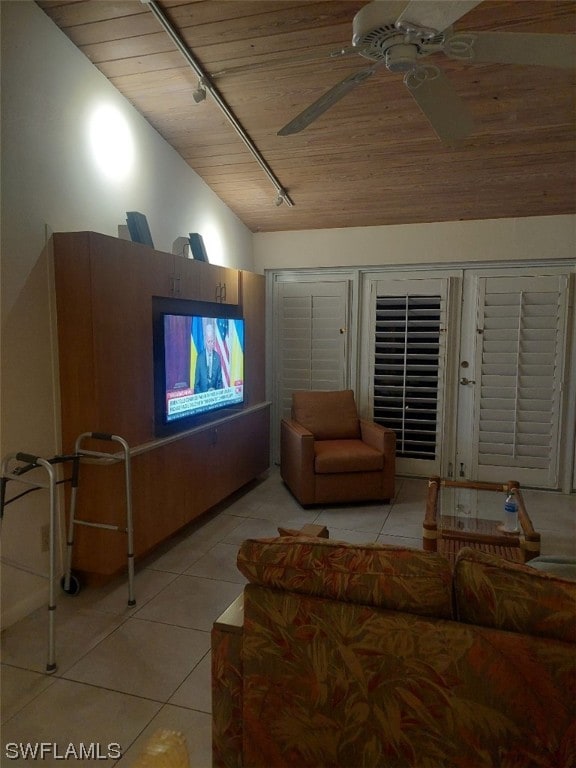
353,1 -> 408,58
353,0 -> 445,65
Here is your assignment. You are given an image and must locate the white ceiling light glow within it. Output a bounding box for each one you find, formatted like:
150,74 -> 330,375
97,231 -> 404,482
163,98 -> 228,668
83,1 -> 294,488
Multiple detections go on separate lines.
88,104 -> 134,181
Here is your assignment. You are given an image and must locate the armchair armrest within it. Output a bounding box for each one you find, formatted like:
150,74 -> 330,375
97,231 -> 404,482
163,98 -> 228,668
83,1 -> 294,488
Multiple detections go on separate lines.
360,420 -> 396,500
280,418 -> 316,505
360,420 -> 396,456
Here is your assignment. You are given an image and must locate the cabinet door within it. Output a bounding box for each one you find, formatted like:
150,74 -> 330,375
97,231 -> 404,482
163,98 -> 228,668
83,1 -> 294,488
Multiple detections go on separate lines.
177,259 -> 238,304
202,407 -> 270,504
200,264 -> 239,304
174,255 -> 200,299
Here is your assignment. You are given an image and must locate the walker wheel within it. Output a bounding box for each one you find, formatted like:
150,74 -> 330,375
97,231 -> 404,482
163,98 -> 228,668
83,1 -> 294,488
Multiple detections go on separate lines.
60,573 -> 81,596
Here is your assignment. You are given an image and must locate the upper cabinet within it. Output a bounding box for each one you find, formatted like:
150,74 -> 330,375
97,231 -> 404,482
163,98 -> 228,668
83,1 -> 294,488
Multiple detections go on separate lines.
177,256 -> 239,304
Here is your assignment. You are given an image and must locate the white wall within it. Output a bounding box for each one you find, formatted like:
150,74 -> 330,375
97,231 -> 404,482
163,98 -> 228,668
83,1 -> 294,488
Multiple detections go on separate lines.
0,0 -> 254,627
253,214 -> 575,272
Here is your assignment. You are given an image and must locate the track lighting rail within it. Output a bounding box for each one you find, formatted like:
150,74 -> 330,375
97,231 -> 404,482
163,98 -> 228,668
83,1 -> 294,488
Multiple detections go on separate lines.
140,0 -> 294,207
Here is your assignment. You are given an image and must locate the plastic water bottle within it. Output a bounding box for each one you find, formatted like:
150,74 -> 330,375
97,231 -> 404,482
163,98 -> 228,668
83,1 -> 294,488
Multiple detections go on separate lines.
503,489 -> 519,533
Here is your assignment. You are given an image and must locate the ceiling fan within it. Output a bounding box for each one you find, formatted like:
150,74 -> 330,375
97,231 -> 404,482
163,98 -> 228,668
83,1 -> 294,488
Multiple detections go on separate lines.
278,0 -> 576,143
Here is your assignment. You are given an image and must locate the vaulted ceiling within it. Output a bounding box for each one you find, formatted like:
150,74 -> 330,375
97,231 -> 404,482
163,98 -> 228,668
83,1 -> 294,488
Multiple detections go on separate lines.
37,0 -> 576,233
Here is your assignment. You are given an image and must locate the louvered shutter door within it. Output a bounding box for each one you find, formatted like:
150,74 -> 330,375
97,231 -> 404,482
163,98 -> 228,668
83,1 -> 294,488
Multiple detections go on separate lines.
472,274 -> 568,487
274,280 -> 349,460
371,278 -> 450,476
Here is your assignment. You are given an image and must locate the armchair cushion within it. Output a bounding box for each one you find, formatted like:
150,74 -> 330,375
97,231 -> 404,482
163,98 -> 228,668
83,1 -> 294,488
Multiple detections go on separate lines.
314,439 -> 383,473
292,389 -> 361,440
237,536 -> 453,619
454,547 -> 576,644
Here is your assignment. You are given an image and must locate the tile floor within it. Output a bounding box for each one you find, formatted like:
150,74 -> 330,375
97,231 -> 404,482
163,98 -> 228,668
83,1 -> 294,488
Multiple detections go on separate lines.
1,470 -> 574,766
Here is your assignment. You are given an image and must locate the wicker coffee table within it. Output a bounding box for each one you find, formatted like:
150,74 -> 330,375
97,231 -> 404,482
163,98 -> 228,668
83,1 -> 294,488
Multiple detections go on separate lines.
423,477 -> 541,564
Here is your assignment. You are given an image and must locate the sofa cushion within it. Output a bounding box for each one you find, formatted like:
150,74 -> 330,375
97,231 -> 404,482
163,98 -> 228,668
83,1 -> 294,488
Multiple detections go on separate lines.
292,389 -> 361,440
314,439 -> 384,473
454,547 -> 576,644
237,537 -> 453,619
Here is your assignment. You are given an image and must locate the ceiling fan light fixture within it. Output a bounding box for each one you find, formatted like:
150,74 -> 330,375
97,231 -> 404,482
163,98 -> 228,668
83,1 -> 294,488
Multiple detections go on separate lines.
385,43 -> 419,73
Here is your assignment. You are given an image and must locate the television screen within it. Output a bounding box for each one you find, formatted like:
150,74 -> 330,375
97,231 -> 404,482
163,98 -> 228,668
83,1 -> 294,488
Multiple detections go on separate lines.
154,307 -> 245,434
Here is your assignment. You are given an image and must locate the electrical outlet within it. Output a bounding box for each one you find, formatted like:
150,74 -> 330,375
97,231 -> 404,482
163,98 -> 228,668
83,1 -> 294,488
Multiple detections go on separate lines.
41,524 -> 50,553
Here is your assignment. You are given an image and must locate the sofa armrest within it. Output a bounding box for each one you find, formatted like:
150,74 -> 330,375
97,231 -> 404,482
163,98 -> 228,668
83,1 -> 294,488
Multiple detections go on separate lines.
212,595 -> 244,768
280,418 -> 316,505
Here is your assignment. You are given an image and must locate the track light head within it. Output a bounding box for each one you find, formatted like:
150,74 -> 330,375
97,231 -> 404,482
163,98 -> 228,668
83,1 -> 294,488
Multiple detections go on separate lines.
192,80 -> 207,103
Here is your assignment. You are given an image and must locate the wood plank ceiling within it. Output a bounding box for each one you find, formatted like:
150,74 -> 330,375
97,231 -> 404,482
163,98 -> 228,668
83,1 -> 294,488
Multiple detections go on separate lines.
37,0 -> 575,233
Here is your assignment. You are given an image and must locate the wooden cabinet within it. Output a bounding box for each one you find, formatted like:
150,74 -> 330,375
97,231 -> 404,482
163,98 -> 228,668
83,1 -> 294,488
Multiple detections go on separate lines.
177,256 -> 239,304
52,231 -> 269,579
67,405 -> 270,576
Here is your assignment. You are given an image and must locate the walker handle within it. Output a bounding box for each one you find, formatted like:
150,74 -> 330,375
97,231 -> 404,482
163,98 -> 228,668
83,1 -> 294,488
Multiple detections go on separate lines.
90,432 -> 114,441
15,452 -> 40,465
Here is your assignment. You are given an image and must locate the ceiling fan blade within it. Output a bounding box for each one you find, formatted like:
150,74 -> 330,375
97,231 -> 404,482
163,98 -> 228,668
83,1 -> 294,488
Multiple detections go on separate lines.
405,65 -> 475,143
278,66 -> 378,136
447,32 -> 576,69
395,0 -> 483,34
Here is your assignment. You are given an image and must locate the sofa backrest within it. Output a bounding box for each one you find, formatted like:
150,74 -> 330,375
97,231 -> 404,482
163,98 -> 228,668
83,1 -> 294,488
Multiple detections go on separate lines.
291,389 -> 361,440
237,536 -> 454,619
454,547 -> 576,644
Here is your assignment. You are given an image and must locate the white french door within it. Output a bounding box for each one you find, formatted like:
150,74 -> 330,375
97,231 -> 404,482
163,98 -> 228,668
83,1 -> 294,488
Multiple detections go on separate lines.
363,268 -> 571,488
457,271 -> 570,488
364,275 -> 458,478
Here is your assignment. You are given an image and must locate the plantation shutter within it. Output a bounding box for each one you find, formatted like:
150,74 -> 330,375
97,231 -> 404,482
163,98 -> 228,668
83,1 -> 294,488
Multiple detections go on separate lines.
273,279 -> 349,461
472,274 -> 568,487
370,277 -> 450,476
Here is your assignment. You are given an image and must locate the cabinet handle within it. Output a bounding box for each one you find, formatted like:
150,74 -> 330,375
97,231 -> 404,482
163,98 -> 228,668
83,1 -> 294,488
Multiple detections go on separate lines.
169,275 -> 181,297
221,282 -> 227,302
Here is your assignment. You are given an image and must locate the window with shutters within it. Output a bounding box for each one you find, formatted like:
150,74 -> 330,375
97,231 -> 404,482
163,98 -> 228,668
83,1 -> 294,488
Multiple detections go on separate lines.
373,295 -> 442,459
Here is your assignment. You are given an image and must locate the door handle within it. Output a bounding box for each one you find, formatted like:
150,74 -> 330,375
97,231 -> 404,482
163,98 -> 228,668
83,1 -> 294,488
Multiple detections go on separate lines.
460,377 -> 476,385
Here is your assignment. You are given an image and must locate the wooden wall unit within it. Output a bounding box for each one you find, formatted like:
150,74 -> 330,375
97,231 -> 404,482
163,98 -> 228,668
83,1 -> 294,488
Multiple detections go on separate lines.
52,231 -> 269,578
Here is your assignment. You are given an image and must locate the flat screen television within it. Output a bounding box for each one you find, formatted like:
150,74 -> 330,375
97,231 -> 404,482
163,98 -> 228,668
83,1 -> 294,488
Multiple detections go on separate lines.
153,297 -> 245,436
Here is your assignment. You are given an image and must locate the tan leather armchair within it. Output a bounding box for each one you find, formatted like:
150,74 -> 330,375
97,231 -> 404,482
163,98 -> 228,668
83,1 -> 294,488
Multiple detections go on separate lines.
280,389 -> 396,506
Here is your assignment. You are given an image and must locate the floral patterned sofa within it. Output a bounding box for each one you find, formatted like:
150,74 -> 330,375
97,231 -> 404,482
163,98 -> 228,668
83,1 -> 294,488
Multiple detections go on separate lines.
211,536 -> 576,768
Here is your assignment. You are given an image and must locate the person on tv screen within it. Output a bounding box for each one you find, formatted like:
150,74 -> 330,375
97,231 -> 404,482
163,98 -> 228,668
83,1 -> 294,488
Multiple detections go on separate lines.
194,321 -> 223,392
